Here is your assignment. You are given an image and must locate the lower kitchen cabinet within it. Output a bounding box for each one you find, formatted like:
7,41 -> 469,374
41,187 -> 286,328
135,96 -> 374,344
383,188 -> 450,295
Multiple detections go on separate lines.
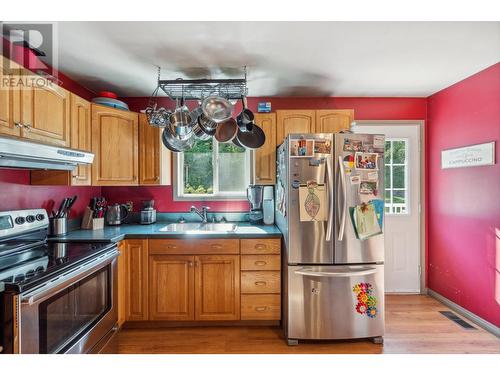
117,241 -> 127,327
149,255 -> 195,320
123,239 -> 149,321
195,255 -> 240,321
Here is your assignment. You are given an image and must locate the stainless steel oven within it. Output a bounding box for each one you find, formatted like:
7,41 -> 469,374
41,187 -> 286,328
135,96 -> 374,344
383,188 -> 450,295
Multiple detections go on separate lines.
14,247 -> 118,354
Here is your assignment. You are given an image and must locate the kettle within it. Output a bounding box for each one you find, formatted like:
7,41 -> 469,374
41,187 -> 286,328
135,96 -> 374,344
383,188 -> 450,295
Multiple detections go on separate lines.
106,203 -> 129,225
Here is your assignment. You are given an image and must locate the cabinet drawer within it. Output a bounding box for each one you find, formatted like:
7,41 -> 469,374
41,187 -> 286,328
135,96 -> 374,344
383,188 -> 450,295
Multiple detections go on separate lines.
241,271 -> 280,294
241,255 -> 280,271
240,239 -> 280,254
149,239 -> 239,255
241,294 -> 281,320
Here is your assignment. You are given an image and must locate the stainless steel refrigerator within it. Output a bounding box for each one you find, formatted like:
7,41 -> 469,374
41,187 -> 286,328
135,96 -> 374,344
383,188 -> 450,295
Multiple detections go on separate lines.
275,133 -> 385,345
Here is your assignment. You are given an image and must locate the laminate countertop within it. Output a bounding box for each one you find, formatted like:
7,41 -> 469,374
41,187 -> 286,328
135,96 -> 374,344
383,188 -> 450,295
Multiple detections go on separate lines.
48,222 -> 282,243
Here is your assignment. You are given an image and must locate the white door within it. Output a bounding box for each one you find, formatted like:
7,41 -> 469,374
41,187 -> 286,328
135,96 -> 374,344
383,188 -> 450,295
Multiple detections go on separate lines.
353,123 -> 421,293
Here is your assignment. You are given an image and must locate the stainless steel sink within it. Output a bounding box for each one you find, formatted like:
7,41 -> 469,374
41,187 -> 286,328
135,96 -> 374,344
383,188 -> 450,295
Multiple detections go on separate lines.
158,223 -> 237,233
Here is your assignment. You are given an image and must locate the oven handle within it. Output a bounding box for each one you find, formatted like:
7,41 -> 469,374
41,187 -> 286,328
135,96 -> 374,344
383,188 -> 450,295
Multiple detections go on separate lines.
20,248 -> 119,306
295,267 -> 378,277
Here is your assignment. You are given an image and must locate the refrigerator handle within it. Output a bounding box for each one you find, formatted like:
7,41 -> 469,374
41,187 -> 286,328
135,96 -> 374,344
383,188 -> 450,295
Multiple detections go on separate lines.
325,157 -> 334,242
295,268 -> 378,277
338,156 -> 347,241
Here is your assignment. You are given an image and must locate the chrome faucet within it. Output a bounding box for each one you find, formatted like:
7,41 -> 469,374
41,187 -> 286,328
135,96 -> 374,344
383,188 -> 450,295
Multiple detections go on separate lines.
190,205 -> 210,223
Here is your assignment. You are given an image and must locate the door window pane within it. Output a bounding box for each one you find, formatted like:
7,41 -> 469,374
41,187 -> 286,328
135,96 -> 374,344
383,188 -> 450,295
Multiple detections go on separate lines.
384,139 -> 409,215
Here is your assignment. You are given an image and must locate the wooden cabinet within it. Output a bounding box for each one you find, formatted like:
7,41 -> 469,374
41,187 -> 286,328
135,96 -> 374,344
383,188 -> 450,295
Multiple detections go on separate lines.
315,109 -> 353,133
19,69 -> 71,147
276,110 -> 315,145
149,239 -> 239,255
149,255 -> 194,320
139,113 -> 171,185
0,57 -> 21,137
253,113 -> 277,185
91,104 -> 138,186
195,255 -> 240,321
117,241 -> 127,327
124,239 -> 149,321
31,93 -> 92,186
240,238 -> 281,321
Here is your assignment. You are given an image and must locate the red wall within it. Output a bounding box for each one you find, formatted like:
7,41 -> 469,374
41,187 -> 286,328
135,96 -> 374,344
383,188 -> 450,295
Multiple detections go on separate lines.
0,169 -> 101,219
427,63 -> 500,326
103,97 -> 427,212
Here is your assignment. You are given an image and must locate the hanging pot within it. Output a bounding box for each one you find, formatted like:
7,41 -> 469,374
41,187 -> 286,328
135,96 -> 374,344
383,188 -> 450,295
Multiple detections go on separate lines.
169,97 -> 193,139
162,128 -> 194,152
235,123 -> 266,150
201,95 -> 233,123
197,113 -> 218,137
236,96 -> 254,132
190,107 -> 211,140
215,118 -> 238,143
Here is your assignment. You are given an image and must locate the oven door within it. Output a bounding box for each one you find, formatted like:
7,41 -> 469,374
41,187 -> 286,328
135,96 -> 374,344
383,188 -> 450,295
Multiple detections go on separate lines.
19,248 -> 118,354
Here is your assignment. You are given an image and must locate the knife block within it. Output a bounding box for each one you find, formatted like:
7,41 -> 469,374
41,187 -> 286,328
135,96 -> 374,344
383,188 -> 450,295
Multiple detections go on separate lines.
81,207 -> 104,230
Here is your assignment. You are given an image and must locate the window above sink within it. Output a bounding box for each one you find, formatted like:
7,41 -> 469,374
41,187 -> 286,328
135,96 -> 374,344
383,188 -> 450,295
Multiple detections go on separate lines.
173,139 -> 252,201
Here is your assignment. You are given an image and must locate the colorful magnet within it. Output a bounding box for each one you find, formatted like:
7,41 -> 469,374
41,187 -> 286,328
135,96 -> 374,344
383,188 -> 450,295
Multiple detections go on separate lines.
352,282 -> 377,318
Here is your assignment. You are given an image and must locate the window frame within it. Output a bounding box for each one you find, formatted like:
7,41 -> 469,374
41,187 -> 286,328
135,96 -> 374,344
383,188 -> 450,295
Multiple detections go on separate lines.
173,138 -> 253,201
384,138 -> 410,216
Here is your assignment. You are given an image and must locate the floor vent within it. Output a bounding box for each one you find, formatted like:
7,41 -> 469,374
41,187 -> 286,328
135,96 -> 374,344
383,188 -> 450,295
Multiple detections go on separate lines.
439,311 -> 477,330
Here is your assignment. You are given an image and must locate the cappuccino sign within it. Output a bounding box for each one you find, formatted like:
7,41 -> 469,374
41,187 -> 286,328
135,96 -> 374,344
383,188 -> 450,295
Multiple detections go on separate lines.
441,142 -> 495,169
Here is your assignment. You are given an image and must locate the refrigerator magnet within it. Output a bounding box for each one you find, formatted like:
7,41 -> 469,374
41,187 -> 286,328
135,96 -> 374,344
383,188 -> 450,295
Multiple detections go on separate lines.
314,140 -> 332,154
359,180 -> 378,195
290,139 -> 314,157
343,138 -> 363,152
373,135 -> 385,152
355,152 -> 379,170
291,180 -> 301,189
350,175 -> 361,185
343,154 -> 355,169
367,171 -> 378,180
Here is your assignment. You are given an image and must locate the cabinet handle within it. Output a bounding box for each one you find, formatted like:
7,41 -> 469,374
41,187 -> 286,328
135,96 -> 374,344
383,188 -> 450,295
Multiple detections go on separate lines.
254,261 -> 267,266
188,261 -> 193,267
14,122 -> 24,128
255,281 -> 267,286
195,261 -> 199,267
255,244 -> 267,250
23,123 -> 32,132
166,245 -> 177,249
210,244 -> 222,249
255,306 -> 268,312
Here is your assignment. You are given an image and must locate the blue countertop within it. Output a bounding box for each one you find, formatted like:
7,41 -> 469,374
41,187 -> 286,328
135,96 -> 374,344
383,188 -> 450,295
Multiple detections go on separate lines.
49,222 -> 282,243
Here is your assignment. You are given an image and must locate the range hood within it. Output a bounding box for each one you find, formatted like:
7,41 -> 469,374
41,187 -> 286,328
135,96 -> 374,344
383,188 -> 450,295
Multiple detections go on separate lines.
0,136 -> 94,170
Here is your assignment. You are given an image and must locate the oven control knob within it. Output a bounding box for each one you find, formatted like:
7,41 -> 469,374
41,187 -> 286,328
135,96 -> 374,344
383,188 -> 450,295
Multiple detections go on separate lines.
36,214 -> 45,221
15,217 -> 25,225
26,215 -> 35,223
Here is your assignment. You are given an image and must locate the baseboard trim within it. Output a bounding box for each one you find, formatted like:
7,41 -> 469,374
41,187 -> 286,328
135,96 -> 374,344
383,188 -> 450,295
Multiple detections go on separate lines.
427,289 -> 500,338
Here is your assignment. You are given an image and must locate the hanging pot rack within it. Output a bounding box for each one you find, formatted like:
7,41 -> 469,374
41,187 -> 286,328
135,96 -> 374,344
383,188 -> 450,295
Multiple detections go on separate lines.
158,77 -> 247,101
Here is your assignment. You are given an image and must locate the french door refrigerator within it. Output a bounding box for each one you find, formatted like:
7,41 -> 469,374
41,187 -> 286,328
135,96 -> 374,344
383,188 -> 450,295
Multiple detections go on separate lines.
275,133 -> 385,345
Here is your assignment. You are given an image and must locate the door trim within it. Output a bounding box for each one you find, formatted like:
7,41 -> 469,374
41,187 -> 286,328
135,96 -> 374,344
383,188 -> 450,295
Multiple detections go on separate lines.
353,120 -> 426,294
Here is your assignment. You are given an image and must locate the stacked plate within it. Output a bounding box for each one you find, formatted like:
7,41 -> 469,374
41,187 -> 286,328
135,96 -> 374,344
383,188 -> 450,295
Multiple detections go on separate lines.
92,91 -> 129,111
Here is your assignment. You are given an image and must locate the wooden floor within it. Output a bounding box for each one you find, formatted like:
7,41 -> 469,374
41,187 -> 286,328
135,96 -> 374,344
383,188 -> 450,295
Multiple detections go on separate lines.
100,295 -> 500,354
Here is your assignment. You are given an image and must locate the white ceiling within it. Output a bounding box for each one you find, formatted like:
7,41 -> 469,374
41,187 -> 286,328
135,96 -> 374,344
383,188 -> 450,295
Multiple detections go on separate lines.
56,22 -> 500,97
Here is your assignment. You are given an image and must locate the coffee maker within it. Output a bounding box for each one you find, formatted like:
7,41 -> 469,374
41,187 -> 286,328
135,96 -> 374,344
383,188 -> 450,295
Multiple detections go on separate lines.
247,185 -> 264,224
140,200 -> 157,224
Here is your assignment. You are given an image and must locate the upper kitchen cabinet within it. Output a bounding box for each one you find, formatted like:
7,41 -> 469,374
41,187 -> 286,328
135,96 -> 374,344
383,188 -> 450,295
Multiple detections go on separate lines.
31,93 -> 92,186
0,58 -> 21,137
18,68 -> 71,147
91,104 -> 139,186
276,110 -> 315,145
315,109 -> 354,133
254,113 -> 277,185
139,113 -> 171,185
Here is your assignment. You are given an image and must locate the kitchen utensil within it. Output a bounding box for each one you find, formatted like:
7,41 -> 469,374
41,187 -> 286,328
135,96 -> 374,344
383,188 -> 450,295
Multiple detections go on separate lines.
162,128 -> 195,152
232,137 -> 244,148
215,118 -> 238,143
235,123 -> 266,149
201,95 -> 233,123
168,97 -> 192,139
236,96 -> 254,132
105,203 -> 129,225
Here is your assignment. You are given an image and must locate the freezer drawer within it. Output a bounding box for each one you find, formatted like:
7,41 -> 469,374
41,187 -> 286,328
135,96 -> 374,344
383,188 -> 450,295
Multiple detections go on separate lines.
287,264 -> 384,340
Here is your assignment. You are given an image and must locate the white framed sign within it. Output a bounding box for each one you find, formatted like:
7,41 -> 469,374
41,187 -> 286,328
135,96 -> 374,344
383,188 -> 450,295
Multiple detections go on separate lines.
441,141 -> 495,169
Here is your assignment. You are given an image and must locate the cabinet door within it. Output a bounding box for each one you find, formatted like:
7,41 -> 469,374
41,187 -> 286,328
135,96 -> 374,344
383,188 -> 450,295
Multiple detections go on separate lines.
139,113 -> 160,185
276,110 -> 315,145
70,94 -> 92,185
149,255 -> 194,320
0,58 -> 21,137
125,239 -> 149,321
315,109 -> 354,133
91,104 -> 139,186
20,71 -> 71,146
254,113 -> 277,185
195,255 -> 240,321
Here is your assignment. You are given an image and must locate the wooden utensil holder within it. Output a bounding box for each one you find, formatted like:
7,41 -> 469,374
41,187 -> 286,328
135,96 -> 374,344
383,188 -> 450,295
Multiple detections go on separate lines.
81,207 -> 104,230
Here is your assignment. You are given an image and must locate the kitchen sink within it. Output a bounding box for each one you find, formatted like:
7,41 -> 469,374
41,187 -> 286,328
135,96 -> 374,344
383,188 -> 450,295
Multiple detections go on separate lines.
158,223 -> 237,233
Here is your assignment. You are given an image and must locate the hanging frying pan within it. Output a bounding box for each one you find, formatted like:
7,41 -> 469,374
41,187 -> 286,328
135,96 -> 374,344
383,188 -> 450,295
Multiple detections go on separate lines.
215,118 -> 238,143
235,123 -> 266,150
